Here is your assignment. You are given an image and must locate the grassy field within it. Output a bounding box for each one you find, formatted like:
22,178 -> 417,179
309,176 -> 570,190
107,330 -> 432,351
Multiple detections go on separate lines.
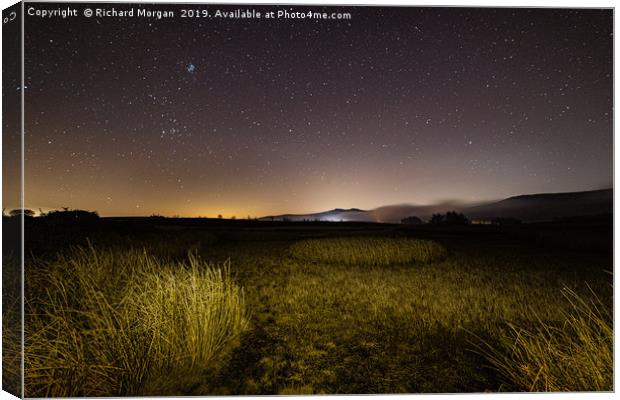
5,218 -> 613,395
289,237 -> 447,265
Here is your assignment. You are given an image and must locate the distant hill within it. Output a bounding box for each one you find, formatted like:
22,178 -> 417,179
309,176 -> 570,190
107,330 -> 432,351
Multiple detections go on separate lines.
259,203 -> 469,223
463,189 -> 612,222
259,189 -> 612,223
259,208 -> 368,222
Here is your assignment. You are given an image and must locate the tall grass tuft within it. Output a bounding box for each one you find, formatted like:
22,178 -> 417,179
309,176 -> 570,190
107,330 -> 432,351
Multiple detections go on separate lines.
473,286 -> 612,392
24,247 -> 248,397
289,237 -> 447,266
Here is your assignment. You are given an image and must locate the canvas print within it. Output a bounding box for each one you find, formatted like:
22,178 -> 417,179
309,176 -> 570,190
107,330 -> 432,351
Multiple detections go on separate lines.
2,2 -> 614,397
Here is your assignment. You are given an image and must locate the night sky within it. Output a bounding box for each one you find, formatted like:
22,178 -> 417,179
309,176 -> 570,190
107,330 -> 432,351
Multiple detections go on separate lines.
16,4 -> 613,217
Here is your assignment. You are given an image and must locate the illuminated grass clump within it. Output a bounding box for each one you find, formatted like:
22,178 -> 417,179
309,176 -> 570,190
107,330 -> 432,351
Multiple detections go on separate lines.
24,247 -> 248,397
289,237 -> 447,266
475,287 -> 613,392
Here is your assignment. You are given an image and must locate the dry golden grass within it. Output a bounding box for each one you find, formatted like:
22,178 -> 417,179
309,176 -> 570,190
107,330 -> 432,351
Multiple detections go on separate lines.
289,237 -> 447,266
14,232 -> 612,395
473,286 -> 613,392
252,247 -> 612,393
24,247 -> 248,397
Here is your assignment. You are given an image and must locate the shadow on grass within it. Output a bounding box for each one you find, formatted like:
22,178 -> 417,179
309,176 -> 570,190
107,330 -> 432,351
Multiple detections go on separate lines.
206,321 -> 504,394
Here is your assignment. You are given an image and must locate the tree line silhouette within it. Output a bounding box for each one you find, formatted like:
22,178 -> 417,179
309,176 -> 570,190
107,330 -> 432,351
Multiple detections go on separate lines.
401,211 -> 470,225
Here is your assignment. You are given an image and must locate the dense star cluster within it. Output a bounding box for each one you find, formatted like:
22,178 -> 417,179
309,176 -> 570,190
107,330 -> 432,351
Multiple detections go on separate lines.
20,5 -> 612,217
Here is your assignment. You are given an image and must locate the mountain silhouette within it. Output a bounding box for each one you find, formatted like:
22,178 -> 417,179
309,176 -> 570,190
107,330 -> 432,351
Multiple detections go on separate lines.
259,189 -> 612,223
259,208 -> 367,222
463,188 -> 612,222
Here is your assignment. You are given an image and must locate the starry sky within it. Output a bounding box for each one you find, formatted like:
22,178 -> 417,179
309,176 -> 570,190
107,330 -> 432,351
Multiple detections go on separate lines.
13,4 -> 613,217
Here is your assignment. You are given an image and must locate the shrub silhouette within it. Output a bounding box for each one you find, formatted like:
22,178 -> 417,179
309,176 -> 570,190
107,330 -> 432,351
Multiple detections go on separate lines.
430,213 -> 445,224
401,216 -> 423,224
430,211 -> 469,226
445,211 -> 469,225
41,209 -> 99,224
9,208 -> 35,218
